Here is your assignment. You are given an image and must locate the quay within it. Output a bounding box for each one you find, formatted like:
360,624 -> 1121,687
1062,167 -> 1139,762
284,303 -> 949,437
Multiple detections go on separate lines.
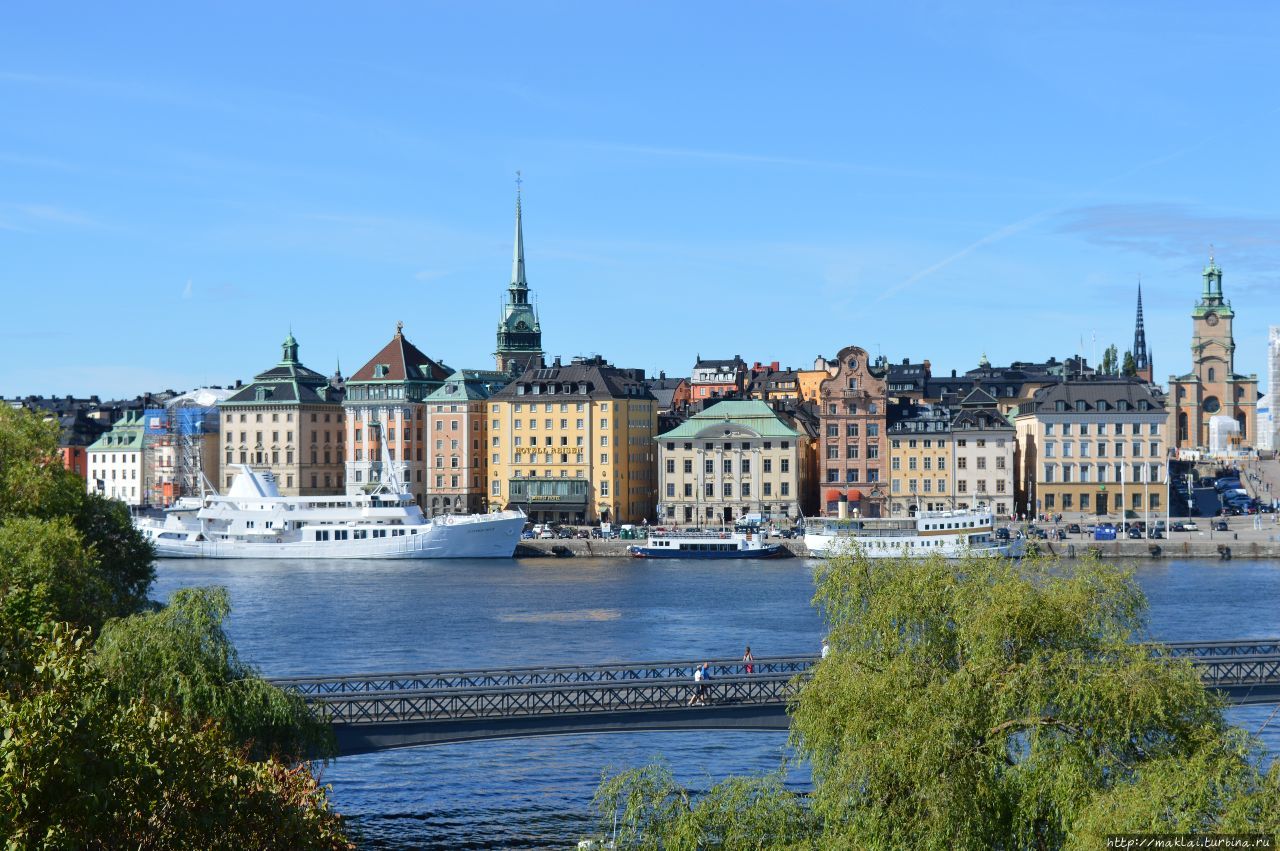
517,537 -> 1280,560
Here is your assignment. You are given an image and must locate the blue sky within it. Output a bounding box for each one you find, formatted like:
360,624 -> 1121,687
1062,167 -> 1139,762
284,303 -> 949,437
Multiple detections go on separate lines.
2,2 -> 1277,398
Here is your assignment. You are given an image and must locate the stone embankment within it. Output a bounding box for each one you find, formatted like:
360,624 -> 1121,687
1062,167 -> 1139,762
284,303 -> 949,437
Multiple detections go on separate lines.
516,538 -> 1280,560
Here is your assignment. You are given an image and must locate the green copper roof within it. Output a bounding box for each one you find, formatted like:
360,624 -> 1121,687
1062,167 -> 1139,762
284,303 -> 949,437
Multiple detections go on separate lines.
658,400 -> 800,439
88,410 -> 145,451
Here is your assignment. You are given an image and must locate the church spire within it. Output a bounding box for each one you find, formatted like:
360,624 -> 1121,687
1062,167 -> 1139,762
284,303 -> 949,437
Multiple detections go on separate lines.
1132,280 -> 1150,376
511,171 -> 527,291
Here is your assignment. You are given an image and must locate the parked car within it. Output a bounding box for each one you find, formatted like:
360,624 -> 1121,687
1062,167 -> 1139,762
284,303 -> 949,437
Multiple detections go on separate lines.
557,529 -> 575,539
520,530 -> 535,540
1213,520 -> 1229,532
1147,528 -> 1164,539
1067,523 -> 1081,534
1127,527 -> 1144,539
1182,522 -> 1199,532
995,527 -> 1011,541
538,530 -> 554,539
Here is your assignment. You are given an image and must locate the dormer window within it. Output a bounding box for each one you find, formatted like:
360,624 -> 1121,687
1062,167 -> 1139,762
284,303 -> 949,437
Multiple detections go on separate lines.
1075,400 -> 1086,412
1055,401 -> 1067,412
255,388 -> 269,402
374,364 -> 388,378
1117,400 -> 1129,411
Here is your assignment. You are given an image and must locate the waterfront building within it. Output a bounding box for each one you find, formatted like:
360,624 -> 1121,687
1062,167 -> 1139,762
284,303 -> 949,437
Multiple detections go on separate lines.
423,369 -> 510,516
488,356 -> 657,525
949,385 -> 1016,517
925,358 -> 1067,419
143,388 -> 229,505
218,333 -> 345,495
886,358 -> 932,402
816,345 -> 889,517
1167,257 -> 1259,450
887,402 -> 951,516
745,363 -> 804,401
656,399 -> 817,525
86,410 -> 147,505
645,373 -> 690,414
342,323 -> 449,504
690,355 -> 748,401
494,188 -> 545,374
1014,378 -> 1167,518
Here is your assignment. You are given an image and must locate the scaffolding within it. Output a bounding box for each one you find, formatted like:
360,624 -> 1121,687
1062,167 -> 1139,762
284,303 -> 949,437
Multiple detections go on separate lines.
144,400 -> 213,507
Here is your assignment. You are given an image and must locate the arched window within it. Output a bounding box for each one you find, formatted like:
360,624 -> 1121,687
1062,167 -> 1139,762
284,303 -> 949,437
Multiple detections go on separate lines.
1207,367 -> 1216,382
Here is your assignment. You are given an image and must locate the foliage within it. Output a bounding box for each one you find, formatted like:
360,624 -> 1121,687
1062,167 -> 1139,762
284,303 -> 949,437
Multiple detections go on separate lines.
592,551 -> 1279,849
0,517 -> 108,635
0,405 -> 155,631
94,586 -> 334,761
1100,343 -> 1120,375
593,764 -> 811,850
0,624 -> 352,850
0,406 -> 82,522
1122,349 -> 1138,377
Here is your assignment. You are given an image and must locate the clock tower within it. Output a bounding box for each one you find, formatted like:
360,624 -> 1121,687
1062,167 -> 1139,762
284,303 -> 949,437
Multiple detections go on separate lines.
1168,256 -> 1258,450
494,179 -> 545,375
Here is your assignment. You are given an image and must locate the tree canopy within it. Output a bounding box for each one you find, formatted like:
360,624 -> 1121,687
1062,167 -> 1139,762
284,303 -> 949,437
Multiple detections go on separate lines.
592,551 -> 1280,849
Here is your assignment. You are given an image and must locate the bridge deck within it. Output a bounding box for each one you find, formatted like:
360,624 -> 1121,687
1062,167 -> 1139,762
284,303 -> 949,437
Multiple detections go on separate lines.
270,640 -> 1280,754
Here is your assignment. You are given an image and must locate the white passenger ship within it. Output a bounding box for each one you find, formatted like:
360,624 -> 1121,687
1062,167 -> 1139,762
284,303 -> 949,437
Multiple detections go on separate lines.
135,465 -> 526,559
804,506 -> 1021,559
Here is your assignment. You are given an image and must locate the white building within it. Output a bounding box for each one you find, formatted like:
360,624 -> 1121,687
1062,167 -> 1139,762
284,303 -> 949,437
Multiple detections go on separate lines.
86,410 -> 147,505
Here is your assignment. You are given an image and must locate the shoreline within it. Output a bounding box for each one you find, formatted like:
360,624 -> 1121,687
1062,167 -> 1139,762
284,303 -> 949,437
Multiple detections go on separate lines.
516,538 -> 1280,560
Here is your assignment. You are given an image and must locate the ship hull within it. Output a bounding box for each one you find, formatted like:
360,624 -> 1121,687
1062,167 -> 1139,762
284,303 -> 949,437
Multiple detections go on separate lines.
144,513 -> 526,560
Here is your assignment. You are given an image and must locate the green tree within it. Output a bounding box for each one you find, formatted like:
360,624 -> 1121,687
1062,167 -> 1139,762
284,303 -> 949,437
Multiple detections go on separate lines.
0,405 -> 155,628
592,552 -> 1280,849
1122,349 -> 1138,377
1100,343 -> 1120,375
0,624 -> 352,850
94,586 -> 334,761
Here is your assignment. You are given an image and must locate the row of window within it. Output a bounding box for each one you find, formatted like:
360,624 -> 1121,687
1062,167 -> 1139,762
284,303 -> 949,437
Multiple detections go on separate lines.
1042,441 -> 1161,459
1041,463 -> 1163,484
889,438 -> 1008,449
662,441 -> 792,451
825,469 -> 882,483
825,423 -> 881,437
88,453 -> 138,463
664,481 -> 791,498
1044,422 -> 1158,436
1043,492 -> 1160,510
663,458 -> 791,474
826,445 -> 881,460
224,411 -> 334,423
891,478 -> 1008,494
89,468 -> 137,481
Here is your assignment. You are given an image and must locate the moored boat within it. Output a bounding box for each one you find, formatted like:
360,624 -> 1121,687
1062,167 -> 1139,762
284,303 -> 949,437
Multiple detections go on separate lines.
134,465 -> 525,559
627,527 -> 786,559
803,505 -> 1021,559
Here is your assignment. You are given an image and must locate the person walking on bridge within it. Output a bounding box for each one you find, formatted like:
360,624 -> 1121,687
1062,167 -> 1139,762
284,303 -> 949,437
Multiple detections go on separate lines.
742,646 -> 754,674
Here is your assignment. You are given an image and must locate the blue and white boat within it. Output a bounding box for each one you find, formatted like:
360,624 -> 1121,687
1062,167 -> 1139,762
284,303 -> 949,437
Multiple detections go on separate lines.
627,527 -> 786,559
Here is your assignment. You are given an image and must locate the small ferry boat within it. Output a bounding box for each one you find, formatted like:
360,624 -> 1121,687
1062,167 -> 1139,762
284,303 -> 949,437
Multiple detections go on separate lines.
803,505 -> 1021,559
135,465 -> 526,559
627,527 -> 786,559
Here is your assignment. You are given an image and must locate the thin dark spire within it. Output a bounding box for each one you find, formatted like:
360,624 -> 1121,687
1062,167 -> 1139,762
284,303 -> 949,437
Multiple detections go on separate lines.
1133,279 -> 1150,372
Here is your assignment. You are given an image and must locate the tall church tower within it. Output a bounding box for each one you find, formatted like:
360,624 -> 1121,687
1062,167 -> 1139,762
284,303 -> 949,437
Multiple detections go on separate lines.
1167,256 -> 1259,449
1131,282 -> 1153,383
494,177 -> 544,374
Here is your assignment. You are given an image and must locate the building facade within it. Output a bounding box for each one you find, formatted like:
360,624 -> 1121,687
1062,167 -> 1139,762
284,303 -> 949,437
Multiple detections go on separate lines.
690,355 -> 748,401
494,189 -> 544,374
817,345 -> 889,517
949,386 -> 1016,518
746,363 -> 803,401
1265,326 -> 1280,453
1167,259 -> 1259,450
656,400 -> 816,525
488,356 -> 657,525
342,323 -> 450,504
218,333 -> 345,495
423,369 -> 510,516
86,410 -> 147,505
888,403 -> 951,516
1015,379 -> 1168,518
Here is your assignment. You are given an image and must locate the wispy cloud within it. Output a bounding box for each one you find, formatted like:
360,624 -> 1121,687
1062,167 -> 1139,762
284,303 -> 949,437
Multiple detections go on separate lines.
414,270 -> 449,282
1057,203 -> 1280,259
182,279 -> 193,299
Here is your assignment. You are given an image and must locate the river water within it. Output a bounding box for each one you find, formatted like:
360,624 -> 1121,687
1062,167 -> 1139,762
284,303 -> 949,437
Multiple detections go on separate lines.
152,556 -> 1280,849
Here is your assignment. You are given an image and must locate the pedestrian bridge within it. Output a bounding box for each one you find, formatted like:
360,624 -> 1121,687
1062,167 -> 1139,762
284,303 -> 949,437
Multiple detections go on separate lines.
268,640 -> 1280,756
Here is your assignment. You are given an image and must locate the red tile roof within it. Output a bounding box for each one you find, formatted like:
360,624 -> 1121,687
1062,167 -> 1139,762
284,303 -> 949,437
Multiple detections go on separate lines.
349,330 -> 450,384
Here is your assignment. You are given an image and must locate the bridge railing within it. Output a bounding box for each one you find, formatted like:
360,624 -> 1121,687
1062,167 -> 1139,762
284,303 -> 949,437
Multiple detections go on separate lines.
1163,639 -> 1280,659
309,673 -> 800,725
269,655 -> 817,696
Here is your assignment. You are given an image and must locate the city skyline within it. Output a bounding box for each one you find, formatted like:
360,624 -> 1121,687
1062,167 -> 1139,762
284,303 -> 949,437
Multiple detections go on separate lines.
3,2 -> 1278,397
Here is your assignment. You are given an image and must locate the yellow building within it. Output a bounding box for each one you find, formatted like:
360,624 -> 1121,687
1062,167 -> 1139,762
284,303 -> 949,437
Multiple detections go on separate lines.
488,356 -> 658,525
797,366 -> 829,403
1014,379 -> 1168,518
888,405 -> 952,516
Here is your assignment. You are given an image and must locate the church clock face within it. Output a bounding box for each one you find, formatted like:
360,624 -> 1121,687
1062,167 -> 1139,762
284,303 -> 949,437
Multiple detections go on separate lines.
1206,313 -> 1220,326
